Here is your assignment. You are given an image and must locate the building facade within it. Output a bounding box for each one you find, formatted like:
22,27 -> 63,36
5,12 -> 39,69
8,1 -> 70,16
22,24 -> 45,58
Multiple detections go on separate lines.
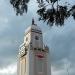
18,19 -> 51,75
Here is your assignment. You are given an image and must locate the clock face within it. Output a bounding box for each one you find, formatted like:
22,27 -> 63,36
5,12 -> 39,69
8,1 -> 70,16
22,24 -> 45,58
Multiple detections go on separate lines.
36,53 -> 44,58
37,54 -> 44,58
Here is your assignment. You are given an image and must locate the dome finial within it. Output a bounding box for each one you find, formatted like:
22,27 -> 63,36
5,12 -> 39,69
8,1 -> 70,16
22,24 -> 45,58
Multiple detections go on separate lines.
32,18 -> 35,25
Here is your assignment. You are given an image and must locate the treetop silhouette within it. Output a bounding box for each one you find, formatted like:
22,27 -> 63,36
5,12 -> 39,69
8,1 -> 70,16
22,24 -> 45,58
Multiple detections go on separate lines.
10,0 -> 75,26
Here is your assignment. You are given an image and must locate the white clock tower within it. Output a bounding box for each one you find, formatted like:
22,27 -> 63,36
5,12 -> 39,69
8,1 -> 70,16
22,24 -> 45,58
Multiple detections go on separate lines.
18,19 -> 51,75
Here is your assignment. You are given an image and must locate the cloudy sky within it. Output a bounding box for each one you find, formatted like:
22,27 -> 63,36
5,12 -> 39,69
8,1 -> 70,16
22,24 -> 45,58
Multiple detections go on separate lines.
0,0 -> 75,75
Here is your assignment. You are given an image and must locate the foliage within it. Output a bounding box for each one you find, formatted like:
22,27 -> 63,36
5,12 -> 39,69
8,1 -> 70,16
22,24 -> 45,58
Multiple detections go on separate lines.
37,5 -> 70,26
10,0 -> 29,15
10,0 -> 75,26
37,0 -> 75,26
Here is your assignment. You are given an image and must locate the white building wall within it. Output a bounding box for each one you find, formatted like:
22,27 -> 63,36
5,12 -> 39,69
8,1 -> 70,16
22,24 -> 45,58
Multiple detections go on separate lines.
25,49 -> 29,75
31,32 -> 43,49
29,50 -> 34,75
18,23 -> 51,75
24,32 -> 31,46
47,52 -> 51,75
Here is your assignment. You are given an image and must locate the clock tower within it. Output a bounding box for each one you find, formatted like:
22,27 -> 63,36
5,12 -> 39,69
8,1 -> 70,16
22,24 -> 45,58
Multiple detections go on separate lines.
18,19 -> 51,75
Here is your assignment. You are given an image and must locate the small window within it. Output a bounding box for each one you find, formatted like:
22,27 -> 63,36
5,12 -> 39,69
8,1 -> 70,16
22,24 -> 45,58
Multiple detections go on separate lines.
35,36 -> 39,40
26,37 -> 28,41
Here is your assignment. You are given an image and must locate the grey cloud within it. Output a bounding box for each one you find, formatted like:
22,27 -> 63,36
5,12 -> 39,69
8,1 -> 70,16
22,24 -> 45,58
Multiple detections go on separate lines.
0,0 -> 40,69
0,0 -> 75,75
0,0 -> 35,68
43,18 -> 75,72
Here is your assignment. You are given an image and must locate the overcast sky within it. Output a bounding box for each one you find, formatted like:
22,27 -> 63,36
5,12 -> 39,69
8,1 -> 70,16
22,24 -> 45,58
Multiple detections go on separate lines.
0,0 -> 75,75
